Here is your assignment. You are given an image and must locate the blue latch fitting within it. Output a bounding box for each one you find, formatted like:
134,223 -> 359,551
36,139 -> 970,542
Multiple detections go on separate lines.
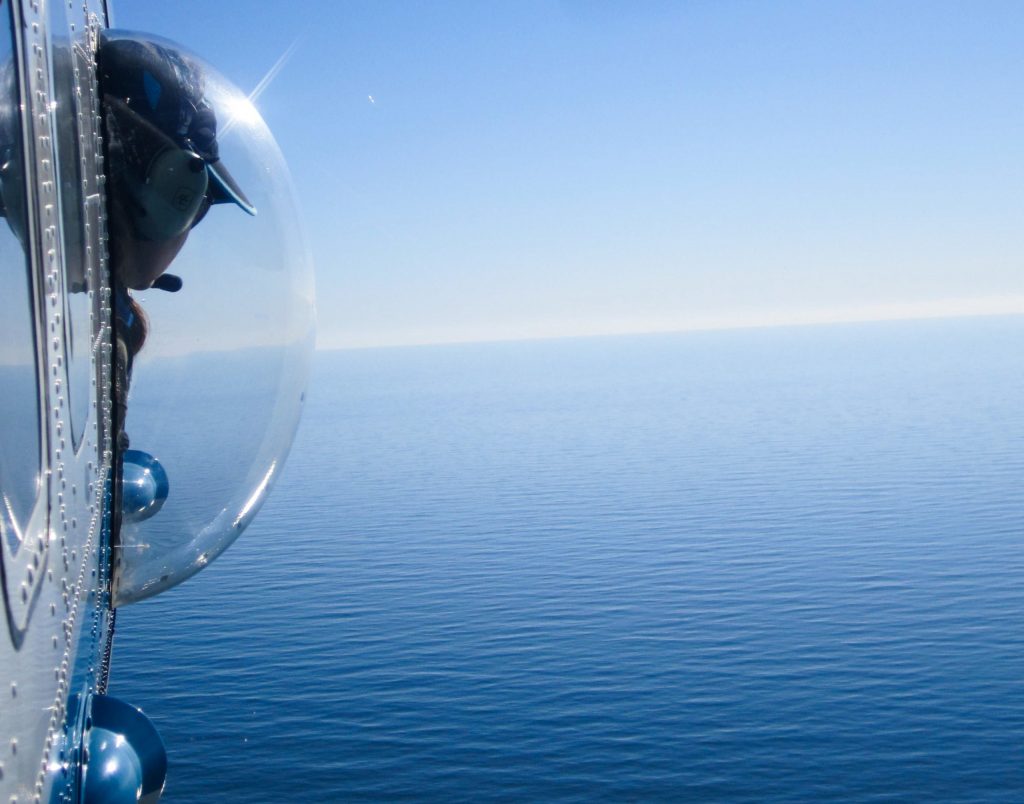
81,694 -> 167,803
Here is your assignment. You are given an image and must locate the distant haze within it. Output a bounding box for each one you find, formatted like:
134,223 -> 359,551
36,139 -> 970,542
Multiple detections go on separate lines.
116,1 -> 1024,349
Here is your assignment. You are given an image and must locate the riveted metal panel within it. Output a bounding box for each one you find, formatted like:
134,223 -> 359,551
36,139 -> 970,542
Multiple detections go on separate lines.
0,0 -> 112,800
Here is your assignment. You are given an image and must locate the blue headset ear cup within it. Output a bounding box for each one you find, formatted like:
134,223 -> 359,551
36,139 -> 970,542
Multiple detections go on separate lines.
126,147 -> 209,241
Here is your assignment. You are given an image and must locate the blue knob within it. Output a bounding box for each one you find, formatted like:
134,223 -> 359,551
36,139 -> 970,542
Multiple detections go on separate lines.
121,449 -> 169,523
83,727 -> 144,800
82,695 -> 167,803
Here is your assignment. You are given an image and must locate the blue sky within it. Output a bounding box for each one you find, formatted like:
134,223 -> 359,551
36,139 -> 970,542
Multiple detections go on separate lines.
115,1 -> 1024,349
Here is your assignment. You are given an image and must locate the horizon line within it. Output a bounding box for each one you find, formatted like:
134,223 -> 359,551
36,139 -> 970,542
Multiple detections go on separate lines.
315,297 -> 1024,353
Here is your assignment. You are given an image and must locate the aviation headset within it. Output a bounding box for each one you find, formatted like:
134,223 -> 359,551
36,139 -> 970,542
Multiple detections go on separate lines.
99,34 -> 254,243
109,100 -> 212,242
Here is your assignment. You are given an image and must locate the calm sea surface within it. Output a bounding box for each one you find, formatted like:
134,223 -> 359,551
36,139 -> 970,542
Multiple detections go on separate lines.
114,318 -> 1024,802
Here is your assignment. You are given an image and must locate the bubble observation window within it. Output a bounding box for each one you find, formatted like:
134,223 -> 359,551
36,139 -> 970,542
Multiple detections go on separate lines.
107,32 -> 315,606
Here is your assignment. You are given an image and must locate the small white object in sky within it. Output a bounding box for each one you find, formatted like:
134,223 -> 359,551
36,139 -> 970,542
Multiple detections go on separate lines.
368,95 -> 376,105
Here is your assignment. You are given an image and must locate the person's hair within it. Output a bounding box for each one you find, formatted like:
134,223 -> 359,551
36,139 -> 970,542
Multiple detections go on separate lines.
126,292 -> 148,356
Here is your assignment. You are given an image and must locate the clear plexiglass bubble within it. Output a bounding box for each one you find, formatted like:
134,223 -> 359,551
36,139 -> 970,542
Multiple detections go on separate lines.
111,32 -> 315,606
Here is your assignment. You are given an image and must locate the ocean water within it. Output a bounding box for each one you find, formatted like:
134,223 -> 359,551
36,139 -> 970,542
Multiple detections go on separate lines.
114,317 -> 1024,802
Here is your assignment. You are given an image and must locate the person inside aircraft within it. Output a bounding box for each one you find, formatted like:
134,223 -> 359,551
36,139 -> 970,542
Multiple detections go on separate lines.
97,35 -> 255,440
